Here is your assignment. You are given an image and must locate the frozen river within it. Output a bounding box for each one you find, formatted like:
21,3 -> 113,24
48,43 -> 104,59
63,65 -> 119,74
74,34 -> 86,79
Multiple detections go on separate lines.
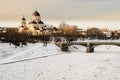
0,43 -> 120,80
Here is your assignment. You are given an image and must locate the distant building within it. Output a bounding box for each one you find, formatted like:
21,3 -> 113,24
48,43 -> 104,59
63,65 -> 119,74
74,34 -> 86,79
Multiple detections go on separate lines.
76,29 -> 86,36
100,28 -> 111,38
19,11 -> 49,35
0,27 -> 7,33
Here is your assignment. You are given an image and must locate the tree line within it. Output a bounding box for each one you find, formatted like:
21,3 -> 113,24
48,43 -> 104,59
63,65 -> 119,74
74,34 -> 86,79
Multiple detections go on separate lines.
0,23 -> 120,47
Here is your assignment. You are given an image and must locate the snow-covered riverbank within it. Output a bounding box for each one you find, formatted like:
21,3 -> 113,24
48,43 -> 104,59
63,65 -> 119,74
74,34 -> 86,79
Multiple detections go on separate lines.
0,43 -> 61,64
0,42 -> 120,80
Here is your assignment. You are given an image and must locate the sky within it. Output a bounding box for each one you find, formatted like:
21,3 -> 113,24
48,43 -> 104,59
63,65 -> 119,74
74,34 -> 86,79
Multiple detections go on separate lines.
0,0 -> 120,29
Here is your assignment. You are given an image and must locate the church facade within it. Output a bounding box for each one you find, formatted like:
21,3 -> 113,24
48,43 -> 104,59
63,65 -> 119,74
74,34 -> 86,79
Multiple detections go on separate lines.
19,11 -> 48,35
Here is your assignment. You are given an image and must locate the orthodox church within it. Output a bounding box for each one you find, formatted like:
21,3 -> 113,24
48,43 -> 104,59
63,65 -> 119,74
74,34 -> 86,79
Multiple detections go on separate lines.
19,11 -> 47,35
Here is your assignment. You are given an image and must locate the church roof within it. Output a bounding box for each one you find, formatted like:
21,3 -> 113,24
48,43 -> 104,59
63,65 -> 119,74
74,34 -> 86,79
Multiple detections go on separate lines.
29,21 -> 37,24
32,11 -> 40,16
38,20 -> 44,24
21,17 -> 26,20
20,25 -> 24,27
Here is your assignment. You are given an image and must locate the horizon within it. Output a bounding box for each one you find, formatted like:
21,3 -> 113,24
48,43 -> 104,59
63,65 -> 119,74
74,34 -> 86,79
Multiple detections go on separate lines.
0,20 -> 120,30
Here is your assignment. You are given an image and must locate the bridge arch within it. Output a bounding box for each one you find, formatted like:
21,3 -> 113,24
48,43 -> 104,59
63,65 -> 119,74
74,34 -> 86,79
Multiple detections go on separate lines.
93,44 -> 120,53
68,44 -> 86,52
91,44 -> 120,48
61,43 -> 87,51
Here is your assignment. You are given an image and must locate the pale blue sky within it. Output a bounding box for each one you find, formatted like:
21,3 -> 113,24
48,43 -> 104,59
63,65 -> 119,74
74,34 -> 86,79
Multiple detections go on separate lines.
0,0 -> 120,29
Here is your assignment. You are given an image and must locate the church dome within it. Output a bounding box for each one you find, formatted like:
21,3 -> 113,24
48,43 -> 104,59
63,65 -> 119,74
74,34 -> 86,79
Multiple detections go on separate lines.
21,17 -> 26,20
32,11 -> 40,16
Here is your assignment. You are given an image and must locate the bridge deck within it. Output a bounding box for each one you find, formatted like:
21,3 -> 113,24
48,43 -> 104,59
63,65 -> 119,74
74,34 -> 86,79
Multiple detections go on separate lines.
60,41 -> 120,53
63,41 -> 120,45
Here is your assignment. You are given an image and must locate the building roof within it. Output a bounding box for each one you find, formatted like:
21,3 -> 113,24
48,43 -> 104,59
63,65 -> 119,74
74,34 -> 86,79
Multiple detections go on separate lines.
21,17 -> 26,20
32,11 -> 40,16
20,25 -> 24,27
29,21 -> 37,24
38,20 -> 44,24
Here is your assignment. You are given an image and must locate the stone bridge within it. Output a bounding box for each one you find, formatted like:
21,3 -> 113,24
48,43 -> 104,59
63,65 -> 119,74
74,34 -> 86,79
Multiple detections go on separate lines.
55,41 -> 120,53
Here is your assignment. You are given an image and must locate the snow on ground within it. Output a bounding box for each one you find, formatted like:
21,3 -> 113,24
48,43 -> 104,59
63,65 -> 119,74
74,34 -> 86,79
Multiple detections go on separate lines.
0,42 -> 120,80
0,51 -> 120,80
0,43 -> 61,64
